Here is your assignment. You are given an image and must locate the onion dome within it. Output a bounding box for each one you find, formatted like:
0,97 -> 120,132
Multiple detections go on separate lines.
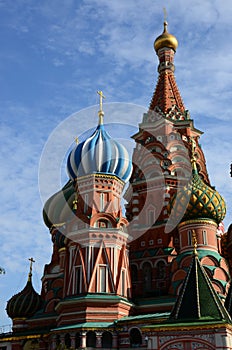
55,230 -> 66,249
154,21 -> 178,52
43,180 -> 75,228
168,160 -> 226,225
6,261 -> 42,319
67,93 -> 132,183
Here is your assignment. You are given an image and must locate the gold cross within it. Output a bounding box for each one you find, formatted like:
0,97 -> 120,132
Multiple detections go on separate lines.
163,7 -> 167,22
75,136 -> 79,145
28,257 -> 35,275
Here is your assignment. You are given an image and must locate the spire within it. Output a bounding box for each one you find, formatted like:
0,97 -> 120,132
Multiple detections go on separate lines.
169,248 -> 231,322
97,90 -> 105,125
149,21 -> 186,118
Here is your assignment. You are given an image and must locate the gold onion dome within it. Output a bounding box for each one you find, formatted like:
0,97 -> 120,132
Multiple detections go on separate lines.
154,21 -> 178,52
168,161 -> 226,225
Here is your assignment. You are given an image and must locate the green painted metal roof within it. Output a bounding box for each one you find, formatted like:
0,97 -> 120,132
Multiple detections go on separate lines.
115,312 -> 170,323
51,322 -> 114,331
61,293 -> 133,304
141,319 -> 229,330
169,253 -> 231,323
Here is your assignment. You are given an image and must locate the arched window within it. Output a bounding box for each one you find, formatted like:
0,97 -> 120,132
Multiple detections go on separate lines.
86,331 -> 96,348
75,333 -> 81,348
131,265 -> 138,282
130,328 -> 142,348
64,333 -> 71,349
94,219 -> 112,228
142,262 -> 152,293
102,331 -> 112,348
156,261 -> 166,279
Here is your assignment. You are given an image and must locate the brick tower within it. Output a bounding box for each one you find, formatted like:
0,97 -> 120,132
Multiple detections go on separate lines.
126,21 -> 229,312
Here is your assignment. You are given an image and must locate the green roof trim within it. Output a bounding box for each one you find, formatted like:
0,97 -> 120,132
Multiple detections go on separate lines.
51,322 -> 114,332
61,293 -> 132,303
115,312 -> 170,323
141,319 -> 229,330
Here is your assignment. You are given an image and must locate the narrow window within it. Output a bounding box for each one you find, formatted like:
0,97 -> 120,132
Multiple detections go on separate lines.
188,230 -> 192,246
148,208 -> 156,226
121,269 -> 126,296
74,266 -> 82,294
100,193 -> 105,212
84,194 -> 88,213
143,262 -> 152,293
203,230 -> 207,245
99,266 -> 107,292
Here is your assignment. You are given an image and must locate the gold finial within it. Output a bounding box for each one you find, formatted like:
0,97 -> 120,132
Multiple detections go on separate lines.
28,257 -> 35,282
154,13 -> 178,52
192,230 -> 198,255
190,137 -> 196,158
97,90 -> 105,125
190,137 -> 198,173
73,193 -> 78,210
75,137 -> 79,145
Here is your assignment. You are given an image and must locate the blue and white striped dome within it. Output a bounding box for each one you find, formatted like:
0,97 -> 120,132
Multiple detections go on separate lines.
67,121 -> 132,183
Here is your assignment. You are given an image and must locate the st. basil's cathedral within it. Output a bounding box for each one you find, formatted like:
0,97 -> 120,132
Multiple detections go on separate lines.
1,21 -> 232,350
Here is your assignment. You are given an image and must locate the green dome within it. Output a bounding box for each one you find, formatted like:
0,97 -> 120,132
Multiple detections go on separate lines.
168,164 -> 226,225
43,180 -> 75,228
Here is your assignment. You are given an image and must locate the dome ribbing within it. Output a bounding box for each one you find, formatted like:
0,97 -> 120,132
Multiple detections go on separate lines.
6,273 -> 42,319
67,121 -> 132,183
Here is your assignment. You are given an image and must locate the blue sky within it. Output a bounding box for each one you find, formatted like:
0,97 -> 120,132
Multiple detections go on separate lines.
0,0 -> 232,326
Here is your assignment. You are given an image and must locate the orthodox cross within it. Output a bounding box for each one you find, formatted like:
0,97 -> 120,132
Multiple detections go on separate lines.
28,257 -> 35,276
97,90 -> 105,112
97,90 -> 106,124
163,7 -> 167,22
